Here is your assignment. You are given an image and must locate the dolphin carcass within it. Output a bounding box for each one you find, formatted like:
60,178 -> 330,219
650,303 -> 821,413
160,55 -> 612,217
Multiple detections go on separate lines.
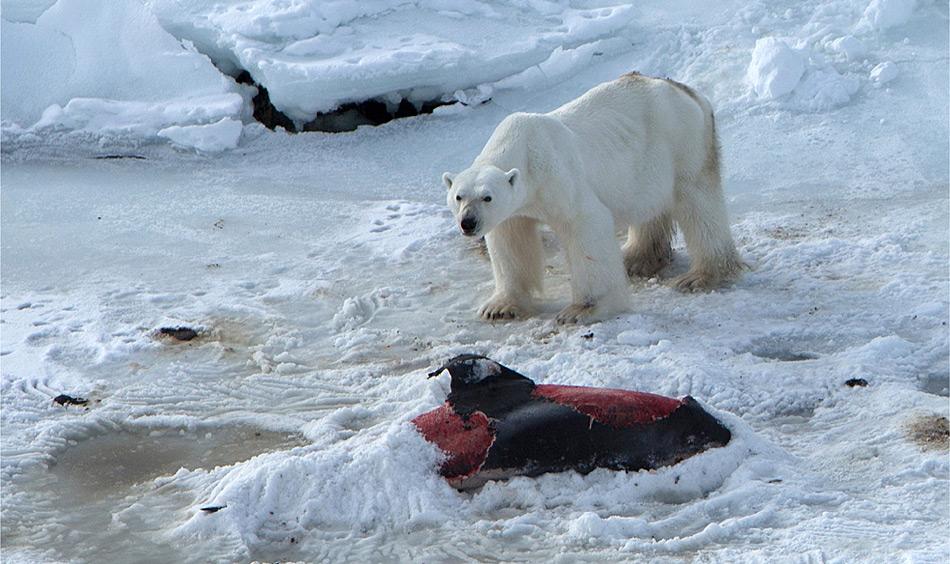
413,355 -> 731,489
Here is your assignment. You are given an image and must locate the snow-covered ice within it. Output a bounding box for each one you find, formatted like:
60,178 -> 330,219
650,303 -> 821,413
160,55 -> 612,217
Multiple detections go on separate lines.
2,0 -> 948,562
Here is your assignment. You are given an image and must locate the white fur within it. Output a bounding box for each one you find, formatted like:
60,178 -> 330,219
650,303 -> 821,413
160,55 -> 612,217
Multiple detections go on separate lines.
444,73 -> 744,324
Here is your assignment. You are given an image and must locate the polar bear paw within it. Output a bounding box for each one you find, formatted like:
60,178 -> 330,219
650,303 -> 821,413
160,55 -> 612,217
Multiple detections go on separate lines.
479,295 -> 527,321
625,251 -> 673,279
556,303 -> 596,325
672,270 -> 717,292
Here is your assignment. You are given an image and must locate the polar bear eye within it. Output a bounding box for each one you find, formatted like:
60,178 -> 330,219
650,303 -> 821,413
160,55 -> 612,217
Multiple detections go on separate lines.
455,195 -> 462,201
483,196 -> 492,203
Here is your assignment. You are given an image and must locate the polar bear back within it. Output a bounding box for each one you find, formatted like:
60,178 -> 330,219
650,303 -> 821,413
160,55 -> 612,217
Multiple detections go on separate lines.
556,74 -> 711,221
475,74 -> 713,227
554,73 -> 710,174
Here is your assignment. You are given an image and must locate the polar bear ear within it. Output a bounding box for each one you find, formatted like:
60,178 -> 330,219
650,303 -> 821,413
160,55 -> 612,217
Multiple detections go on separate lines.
505,168 -> 520,187
441,172 -> 455,189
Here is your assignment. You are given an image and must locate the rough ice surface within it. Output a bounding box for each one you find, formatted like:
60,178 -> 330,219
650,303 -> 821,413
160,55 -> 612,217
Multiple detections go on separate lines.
2,0 -> 948,562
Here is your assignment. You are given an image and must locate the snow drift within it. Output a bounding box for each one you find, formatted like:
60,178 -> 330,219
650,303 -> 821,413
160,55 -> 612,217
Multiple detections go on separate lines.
0,0 -> 246,151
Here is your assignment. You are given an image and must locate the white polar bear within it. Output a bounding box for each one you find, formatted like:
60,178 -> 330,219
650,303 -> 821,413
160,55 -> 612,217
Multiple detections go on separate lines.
443,72 -> 744,324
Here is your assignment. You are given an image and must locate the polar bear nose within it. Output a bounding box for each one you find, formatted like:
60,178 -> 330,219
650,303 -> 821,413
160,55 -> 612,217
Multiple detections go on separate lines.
460,216 -> 478,235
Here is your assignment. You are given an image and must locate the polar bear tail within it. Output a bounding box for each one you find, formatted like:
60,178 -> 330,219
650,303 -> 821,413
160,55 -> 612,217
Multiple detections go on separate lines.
664,78 -> 719,177
664,78 -> 745,290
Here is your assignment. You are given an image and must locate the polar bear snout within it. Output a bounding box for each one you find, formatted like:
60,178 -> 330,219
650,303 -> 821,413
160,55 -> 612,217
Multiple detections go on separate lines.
444,165 -> 523,239
459,215 -> 479,236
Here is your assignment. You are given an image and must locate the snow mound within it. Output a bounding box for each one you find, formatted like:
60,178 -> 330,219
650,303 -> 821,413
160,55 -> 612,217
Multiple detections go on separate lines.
32,95 -> 245,141
861,0 -> 917,31
748,37 -> 860,111
147,0 -> 638,123
791,66 -> 860,111
174,421 -> 459,552
0,20 -> 76,127
870,61 -> 900,84
158,118 -> 244,153
828,35 -> 867,61
0,0 -> 246,144
747,38 -> 805,99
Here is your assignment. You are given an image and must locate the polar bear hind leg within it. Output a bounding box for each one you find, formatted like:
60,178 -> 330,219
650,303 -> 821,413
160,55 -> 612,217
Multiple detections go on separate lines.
480,217 -> 544,320
672,166 -> 745,292
623,212 -> 675,279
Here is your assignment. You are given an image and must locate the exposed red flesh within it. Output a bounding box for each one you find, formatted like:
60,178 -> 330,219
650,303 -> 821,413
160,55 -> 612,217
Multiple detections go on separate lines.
412,406 -> 493,479
532,384 -> 682,428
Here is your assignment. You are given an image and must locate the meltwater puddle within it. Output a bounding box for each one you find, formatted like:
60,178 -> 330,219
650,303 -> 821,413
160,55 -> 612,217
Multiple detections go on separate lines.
49,425 -> 306,498
3,423 -> 306,563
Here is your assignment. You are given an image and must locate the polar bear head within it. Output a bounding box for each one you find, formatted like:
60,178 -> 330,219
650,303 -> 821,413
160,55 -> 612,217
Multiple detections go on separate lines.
442,165 -> 521,238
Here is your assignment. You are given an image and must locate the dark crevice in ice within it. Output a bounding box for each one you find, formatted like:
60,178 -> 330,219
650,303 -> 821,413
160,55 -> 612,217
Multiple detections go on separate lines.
234,69 -> 472,133
301,98 -> 454,133
235,71 -> 297,132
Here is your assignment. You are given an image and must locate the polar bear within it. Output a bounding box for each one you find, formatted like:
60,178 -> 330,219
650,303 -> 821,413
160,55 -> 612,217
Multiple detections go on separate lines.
442,72 -> 744,324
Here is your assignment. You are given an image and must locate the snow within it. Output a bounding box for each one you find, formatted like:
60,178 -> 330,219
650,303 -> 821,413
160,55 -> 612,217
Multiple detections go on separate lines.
158,118 -> 244,153
870,61 -> 900,84
145,0 -> 638,122
748,37 -> 806,99
466,357 -> 503,383
2,0 -> 949,562
1,0 -> 246,144
828,35 -> 867,61
861,0 -> 917,31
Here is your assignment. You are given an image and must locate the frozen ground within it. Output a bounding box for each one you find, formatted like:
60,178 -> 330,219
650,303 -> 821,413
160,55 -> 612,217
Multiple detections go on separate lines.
2,0 -> 949,562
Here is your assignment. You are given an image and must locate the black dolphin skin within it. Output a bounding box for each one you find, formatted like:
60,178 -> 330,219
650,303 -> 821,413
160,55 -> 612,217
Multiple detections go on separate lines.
413,355 -> 731,489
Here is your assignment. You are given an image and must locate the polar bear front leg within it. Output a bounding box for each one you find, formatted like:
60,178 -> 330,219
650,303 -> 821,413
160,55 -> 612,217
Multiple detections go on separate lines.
555,208 -> 630,324
480,217 -> 543,320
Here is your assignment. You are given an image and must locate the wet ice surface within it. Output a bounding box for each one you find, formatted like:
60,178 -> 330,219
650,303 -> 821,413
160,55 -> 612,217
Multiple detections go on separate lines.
2,1 -> 949,562
51,426 -> 303,496
5,425 -> 303,563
